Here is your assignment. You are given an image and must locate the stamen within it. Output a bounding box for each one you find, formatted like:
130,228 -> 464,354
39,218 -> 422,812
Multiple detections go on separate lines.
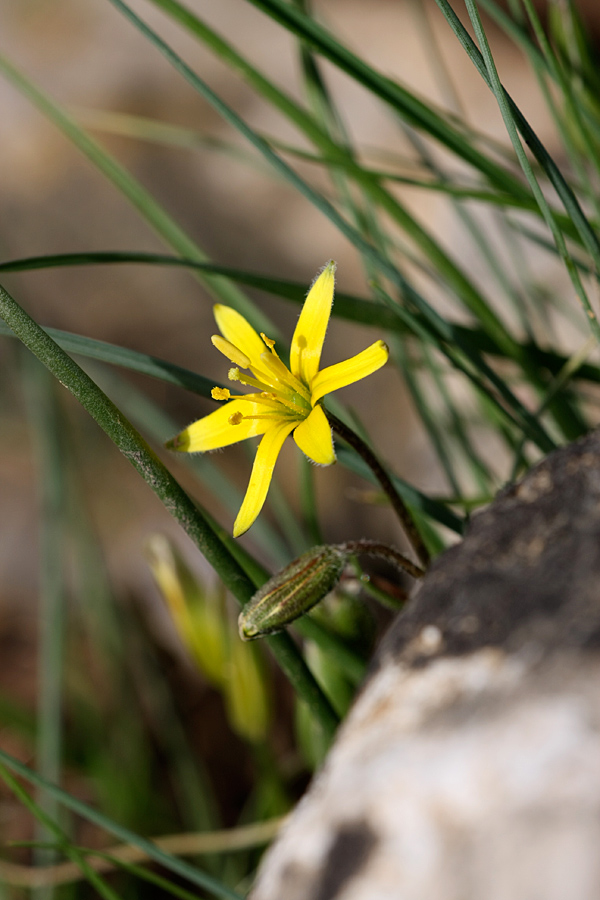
272,393 -> 311,415
229,368 -> 274,394
212,387 -> 231,401
259,351 -> 311,402
261,332 -> 276,351
212,335 -> 251,368
229,411 -> 244,425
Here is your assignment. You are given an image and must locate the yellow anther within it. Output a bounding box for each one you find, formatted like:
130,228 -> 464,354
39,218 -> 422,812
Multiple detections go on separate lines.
212,387 -> 231,401
212,335 -> 251,368
261,333 -> 276,350
229,411 -> 244,426
228,367 -> 241,382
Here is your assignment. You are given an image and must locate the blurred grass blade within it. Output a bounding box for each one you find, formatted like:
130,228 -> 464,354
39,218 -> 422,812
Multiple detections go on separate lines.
422,341 -> 493,492
334,444 -> 464,535
458,0 -> 600,343
247,0 -> 600,280
102,0 -> 557,453
519,0 -> 600,214
0,250 -> 444,338
0,765 -> 123,900
242,0 -> 533,198
3,252 -> 600,389
0,52 -> 279,341
433,1 -> 600,285
370,282 -> 556,452
0,754 -> 242,900
391,336 -> 462,496
147,0 -> 521,357
0,319 -> 218,397
22,356 -> 67,892
0,279 -> 339,741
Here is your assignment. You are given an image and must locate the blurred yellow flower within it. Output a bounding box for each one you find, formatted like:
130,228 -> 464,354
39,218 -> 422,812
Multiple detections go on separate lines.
167,261 -> 388,537
146,535 -> 271,744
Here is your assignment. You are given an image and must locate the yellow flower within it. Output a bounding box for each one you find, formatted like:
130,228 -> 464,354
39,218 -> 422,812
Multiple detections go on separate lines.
167,261 -> 389,537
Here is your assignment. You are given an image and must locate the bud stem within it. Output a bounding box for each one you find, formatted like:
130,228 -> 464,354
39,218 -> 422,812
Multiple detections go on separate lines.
326,410 -> 430,568
340,540 -> 425,580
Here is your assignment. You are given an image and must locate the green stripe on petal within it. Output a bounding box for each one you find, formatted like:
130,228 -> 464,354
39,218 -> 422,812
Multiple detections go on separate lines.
293,404 -> 335,466
166,398 -> 271,452
311,340 -> 389,405
214,304 -> 267,368
233,420 -> 298,537
290,261 -> 335,387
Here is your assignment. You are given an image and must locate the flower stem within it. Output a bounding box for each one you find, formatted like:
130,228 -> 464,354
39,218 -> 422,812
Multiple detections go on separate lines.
327,410 -> 431,567
341,540 -> 425,579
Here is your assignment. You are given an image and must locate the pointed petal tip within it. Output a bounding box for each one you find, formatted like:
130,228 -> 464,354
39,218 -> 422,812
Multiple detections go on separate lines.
310,338 -> 390,404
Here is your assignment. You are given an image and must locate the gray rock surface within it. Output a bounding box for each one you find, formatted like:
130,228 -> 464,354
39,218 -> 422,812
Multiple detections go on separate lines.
250,431 -> 600,900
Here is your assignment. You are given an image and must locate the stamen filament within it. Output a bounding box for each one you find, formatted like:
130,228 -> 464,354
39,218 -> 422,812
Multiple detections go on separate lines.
229,368 -> 273,394
259,351 -> 311,402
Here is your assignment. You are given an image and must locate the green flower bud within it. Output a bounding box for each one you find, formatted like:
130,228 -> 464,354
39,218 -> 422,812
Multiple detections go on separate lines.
239,545 -> 348,640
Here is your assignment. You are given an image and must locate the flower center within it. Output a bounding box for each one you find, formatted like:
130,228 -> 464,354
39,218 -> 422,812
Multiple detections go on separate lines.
211,332 -> 312,425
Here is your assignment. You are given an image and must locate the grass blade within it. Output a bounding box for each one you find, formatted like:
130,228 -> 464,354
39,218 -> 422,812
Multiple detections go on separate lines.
0,754 -> 241,900
242,0 -> 533,198
100,0 -> 557,454
433,2 -> 600,312
0,52 -> 278,340
22,357 -> 68,894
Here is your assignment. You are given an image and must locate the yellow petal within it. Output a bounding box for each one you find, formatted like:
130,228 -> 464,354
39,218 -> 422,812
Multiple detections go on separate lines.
233,420 -> 298,537
290,261 -> 335,387
310,340 -> 389,404
214,305 -> 267,369
293,404 -> 335,465
166,399 -> 271,452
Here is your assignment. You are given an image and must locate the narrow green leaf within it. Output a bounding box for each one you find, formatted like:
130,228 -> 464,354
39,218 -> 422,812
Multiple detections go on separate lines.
458,0 -> 600,342
433,1 -> 600,309
0,753 -> 241,900
147,0 -> 523,357
0,765 -> 124,900
100,0 -> 557,453
3,251 -> 600,388
0,319 -> 218,397
334,445 -> 464,535
22,357 -> 67,885
242,0 -> 534,198
0,51 -> 279,341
